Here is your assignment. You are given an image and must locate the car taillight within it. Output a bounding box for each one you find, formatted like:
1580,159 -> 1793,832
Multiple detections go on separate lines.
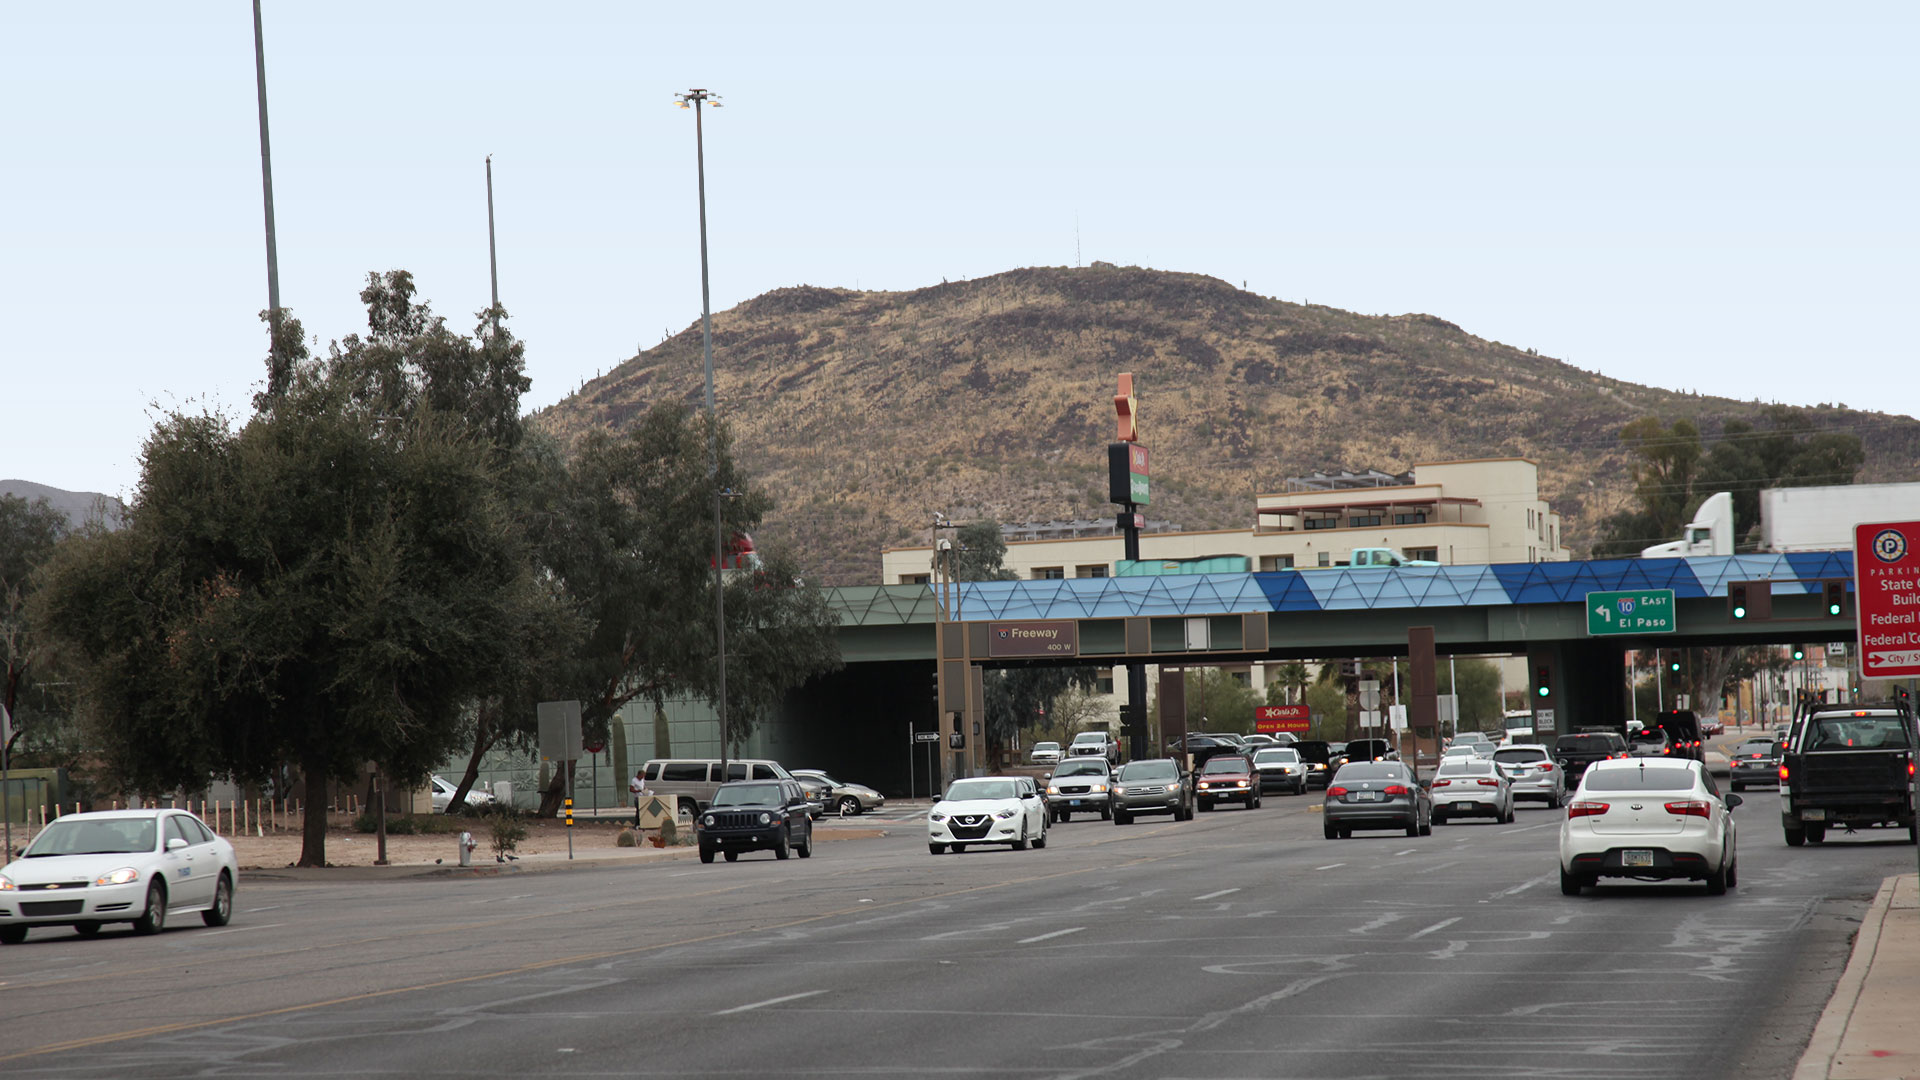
1910,762 -> 1916,778
1665,800 -> 1712,818
1476,778 -> 1501,787
1384,784 -> 1411,795
1567,801 -> 1609,818
1432,779 -> 1452,788
1327,786 -> 1348,797
1540,763 -> 1556,771
1779,765 -> 1789,781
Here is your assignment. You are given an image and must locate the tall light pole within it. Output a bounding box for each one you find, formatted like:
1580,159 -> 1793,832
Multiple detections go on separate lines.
677,88 -> 731,778
252,0 -> 286,397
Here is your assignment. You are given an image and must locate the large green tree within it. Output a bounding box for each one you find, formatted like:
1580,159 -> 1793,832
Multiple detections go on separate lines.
1,495 -> 70,763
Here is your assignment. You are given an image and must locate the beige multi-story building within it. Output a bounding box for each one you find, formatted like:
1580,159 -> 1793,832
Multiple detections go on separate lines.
882,458 -> 1569,585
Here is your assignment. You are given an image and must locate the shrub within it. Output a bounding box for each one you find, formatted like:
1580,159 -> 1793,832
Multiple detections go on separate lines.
352,811 -> 458,835
615,828 -> 637,848
658,817 -> 678,846
489,814 -> 527,859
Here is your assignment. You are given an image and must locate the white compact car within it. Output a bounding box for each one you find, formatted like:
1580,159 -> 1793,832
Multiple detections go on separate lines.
1430,757 -> 1514,824
1559,758 -> 1740,896
0,809 -> 238,943
430,775 -> 494,813
928,776 -> 1049,854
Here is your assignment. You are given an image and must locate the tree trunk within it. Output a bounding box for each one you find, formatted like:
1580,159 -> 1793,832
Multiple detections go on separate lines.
535,759 -> 575,818
1694,646 -> 1740,724
449,704 -> 497,811
299,753 -> 329,867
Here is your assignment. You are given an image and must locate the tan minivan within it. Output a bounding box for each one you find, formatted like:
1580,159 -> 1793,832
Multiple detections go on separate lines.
642,758 -> 794,818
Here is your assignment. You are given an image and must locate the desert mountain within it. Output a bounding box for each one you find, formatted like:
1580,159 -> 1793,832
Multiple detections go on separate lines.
534,264 -> 1920,586
1,479 -> 125,531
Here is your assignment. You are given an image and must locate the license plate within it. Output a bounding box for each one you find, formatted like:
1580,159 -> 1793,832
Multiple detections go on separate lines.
1357,791 -> 1381,802
1801,808 -> 1826,821
1623,850 -> 1655,868
1069,800 -> 1084,807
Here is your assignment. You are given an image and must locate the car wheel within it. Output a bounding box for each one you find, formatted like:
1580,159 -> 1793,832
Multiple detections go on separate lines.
1784,827 -> 1806,847
838,796 -> 861,816
1725,857 -> 1737,888
1032,825 -> 1047,849
796,832 -> 812,859
1114,809 -> 1132,825
1251,793 -> 1262,809
1705,860 -> 1728,896
0,926 -> 26,945
951,843 -> 968,853
1339,828 -> 1352,839
1806,824 -> 1827,844
700,846 -> 716,864
1012,823 -> 1030,851
1420,816 -> 1433,837
132,879 -> 167,936
202,873 -> 234,927
1405,818 -> 1421,838
1099,804 -> 1111,821
1198,799 -> 1210,813
1910,823 -> 1918,845
1559,866 -> 1584,896
774,828 -> 792,860
74,921 -> 102,937
1324,821 -> 1339,840
929,843 -> 945,855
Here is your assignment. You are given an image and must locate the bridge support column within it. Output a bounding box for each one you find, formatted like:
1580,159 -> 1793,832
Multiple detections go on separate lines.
1526,639 -> 1631,737
1408,627 -> 1437,776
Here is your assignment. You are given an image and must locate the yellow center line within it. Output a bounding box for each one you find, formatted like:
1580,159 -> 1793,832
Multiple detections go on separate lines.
1,846 -> 1183,1062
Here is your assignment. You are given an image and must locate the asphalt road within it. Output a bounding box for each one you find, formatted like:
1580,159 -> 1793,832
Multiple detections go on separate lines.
2,787 -> 1913,1080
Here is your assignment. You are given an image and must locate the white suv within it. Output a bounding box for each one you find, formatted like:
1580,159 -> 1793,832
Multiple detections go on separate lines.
1067,731 -> 1120,765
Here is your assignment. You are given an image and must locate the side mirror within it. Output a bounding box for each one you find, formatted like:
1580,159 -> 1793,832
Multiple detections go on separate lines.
1724,793 -> 1744,810
166,837 -> 188,851
1020,791 -> 1037,799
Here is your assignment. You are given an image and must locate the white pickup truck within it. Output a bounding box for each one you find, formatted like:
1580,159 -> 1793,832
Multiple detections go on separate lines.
1067,730 -> 1121,765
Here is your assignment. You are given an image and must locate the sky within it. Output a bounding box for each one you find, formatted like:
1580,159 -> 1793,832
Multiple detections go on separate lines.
5,2 -> 1915,499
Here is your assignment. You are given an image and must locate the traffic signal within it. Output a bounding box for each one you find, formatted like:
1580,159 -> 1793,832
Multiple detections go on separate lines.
1535,665 -> 1551,699
1670,659 -> 1682,672
1729,582 -> 1749,620
1792,645 -> 1805,661
1824,579 -> 1848,618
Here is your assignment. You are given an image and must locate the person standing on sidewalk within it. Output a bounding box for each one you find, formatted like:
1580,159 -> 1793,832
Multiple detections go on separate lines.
629,769 -> 648,827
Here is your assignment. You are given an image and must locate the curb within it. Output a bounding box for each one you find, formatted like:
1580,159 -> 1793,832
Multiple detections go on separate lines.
1794,874 -> 1900,1080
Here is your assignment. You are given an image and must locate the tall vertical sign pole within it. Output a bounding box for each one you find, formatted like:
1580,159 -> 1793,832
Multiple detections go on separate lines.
485,155 -> 501,337
2,704 -> 12,858
251,0 -> 285,395
1110,374 -> 1150,761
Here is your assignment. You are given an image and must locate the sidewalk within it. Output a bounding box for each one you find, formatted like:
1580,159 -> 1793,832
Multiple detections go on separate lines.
1797,872 -> 1920,1079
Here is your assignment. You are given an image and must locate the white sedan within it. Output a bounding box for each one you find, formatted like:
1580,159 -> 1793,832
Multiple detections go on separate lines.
1559,758 -> 1740,896
928,776 -> 1049,854
0,809 -> 238,943
430,775 -> 494,813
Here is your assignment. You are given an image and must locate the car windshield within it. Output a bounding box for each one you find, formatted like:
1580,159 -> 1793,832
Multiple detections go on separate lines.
711,783 -> 783,807
25,817 -> 157,856
1442,746 -> 1477,757
1335,763 -> 1404,781
1254,749 -> 1300,763
1494,748 -> 1548,763
945,780 -> 1018,801
1438,761 -> 1492,777
1199,757 -> 1248,774
1455,733 -> 1489,744
1054,760 -> 1108,777
1806,716 -> 1910,750
1583,766 -> 1695,792
1033,742 -> 1059,751
1121,761 -> 1178,781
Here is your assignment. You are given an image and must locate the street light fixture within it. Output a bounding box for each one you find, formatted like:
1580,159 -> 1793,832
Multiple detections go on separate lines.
677,87 -> 731,777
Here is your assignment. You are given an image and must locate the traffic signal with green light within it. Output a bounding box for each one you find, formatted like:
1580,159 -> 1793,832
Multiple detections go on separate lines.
1823,579 -> 1848,618
1535,664 -> 1551,699
1792,645 -> 1805,661
1729,582 -> 1749,620
1670,659 -> 1682,672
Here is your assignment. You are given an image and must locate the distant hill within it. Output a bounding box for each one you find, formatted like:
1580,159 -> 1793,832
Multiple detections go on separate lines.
534,264 -> 1920,586
1,479 -> 125,530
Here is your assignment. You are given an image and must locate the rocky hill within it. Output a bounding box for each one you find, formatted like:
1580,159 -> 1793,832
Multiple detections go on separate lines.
533,264 -> 1920,586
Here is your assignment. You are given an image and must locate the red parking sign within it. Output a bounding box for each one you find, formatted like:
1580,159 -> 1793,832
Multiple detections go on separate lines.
1254,704 -> 1310,733
1855,521 -> 1920,678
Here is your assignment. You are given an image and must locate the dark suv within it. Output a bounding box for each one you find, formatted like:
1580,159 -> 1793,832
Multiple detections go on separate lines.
695,779 -> 814,863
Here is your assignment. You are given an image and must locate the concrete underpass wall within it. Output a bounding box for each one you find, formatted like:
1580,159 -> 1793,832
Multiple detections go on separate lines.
776,660 -> 939,800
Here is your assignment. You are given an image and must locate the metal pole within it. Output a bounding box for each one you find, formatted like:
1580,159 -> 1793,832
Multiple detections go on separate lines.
680,89 -> 730,783
485,155 -> 501,336
1655,649 -> 1664,710
2,704 -> 12,859
251,0 -> 284,390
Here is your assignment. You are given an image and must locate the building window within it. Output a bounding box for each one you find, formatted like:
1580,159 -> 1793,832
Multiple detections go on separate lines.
1349,514 -> 1382,528
1317,551 -> 1332,567
1075,564 -> 1109,578
1304,517 -> 1338,530
1392,512 -> 1427,525
1407,548 -> 1438,562
1259,554 -> 1295,571
1034,567 -> 1065,580
903,574 -> 930,585
1096,674 -> 1114,695
1230,670 -> 1250,687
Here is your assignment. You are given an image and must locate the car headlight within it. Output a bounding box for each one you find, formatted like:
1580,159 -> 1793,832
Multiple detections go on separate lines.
995,808 -> 1018,819
1089,784 -> 1107,794
1198,781 -> 1211,789
1112,785 -> 1127,795
929,812 -> 946,822
0,873 -> 13,891
1047,786 -> 1062,795
94,867 -> 139,886
702,815 -> 716,827
757,812 -> 771,825
1236,779 -> 1249,787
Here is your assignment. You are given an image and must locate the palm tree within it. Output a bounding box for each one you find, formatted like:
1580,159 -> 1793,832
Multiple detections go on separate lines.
1269,663 -> 1310,705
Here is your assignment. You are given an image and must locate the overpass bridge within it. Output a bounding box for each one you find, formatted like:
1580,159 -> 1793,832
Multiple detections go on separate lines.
795,553 -> 1857,786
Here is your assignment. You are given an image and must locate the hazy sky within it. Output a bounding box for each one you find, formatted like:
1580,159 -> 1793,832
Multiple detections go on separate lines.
5,2 -> 1914,498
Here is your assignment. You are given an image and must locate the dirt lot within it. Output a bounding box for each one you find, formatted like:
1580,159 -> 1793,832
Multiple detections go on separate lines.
228,816 -> 672,868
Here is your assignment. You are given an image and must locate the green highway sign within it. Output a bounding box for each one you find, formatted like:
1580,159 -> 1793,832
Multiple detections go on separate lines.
1586,589 -> 1676,636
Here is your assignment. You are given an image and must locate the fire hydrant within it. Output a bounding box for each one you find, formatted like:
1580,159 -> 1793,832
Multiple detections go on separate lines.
458,831 -> 477,868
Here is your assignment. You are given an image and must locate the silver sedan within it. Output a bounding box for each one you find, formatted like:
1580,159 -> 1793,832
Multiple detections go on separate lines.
791,770 -> 886,816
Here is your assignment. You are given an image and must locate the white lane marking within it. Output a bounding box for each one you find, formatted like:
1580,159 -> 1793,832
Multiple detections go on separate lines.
1193,888 -> 1241,901
1017,926 -> 1086,944
1489,873 -> 1554,899
1314,863 -> 1346,871
1393,848 -> 1416,857
1350,911 -> 1408,935
1409,917 -> 1461,940
714,989 -> 827,1016
244,905 -> 281,913
201,923 -> 283,937
1505,821 -> 1560,834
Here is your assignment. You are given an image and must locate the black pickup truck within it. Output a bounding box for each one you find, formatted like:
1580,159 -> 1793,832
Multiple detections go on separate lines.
1778,705 -> 1917,846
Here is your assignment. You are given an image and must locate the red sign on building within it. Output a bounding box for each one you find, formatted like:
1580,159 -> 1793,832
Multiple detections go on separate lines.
1254,704 -> 1311,733
1855,521 -> 1920,679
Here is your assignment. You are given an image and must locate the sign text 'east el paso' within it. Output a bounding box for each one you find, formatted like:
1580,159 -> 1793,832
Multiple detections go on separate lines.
986,620 -> 1080,658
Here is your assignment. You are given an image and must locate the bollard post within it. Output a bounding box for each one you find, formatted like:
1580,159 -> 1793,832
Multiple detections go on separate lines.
565,796 -> 574,860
